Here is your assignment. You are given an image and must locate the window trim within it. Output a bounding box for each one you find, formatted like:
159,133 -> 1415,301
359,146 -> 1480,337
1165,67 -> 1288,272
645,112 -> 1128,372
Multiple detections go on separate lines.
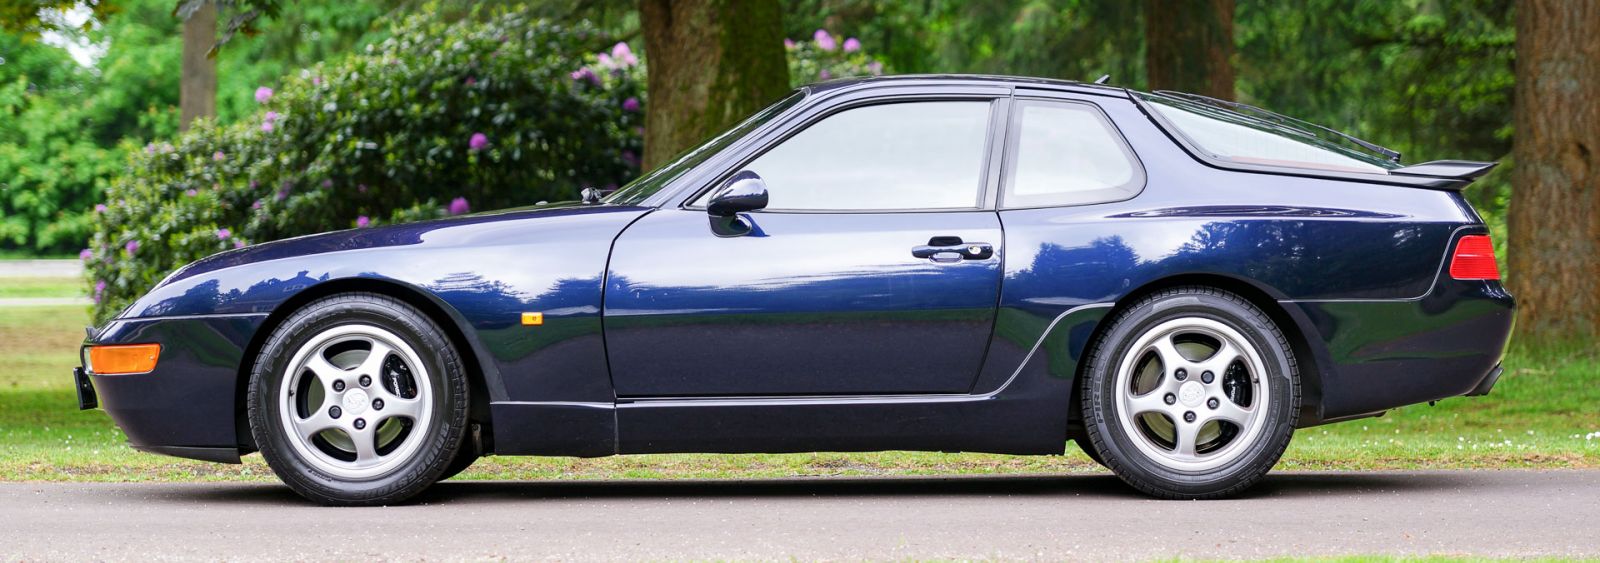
997,97 -> 1147,210
681,93 -> 1008,214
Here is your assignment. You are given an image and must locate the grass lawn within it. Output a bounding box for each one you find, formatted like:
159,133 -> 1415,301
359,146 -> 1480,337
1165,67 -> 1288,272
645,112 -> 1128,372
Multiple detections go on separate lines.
1,303 -> 1595,482
0,277 -> 83,298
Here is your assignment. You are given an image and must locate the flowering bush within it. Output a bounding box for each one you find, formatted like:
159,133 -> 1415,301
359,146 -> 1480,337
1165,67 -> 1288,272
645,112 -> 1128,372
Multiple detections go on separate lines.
785,29 -> 889,86
85,9 -> 644,321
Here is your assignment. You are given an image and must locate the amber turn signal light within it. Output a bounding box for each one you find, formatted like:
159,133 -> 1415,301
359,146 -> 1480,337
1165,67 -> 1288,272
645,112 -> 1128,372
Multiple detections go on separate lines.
87,343 -> 161,375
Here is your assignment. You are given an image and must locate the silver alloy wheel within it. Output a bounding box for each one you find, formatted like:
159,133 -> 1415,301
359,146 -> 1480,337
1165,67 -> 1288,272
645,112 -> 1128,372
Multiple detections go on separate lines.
278,324 -> 434,480
1113,317 -> 1269,472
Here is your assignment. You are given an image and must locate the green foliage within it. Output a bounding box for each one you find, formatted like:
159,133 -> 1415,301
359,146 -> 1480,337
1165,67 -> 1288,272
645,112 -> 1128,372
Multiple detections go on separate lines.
86,8 -> 643,321
783,28 -> 889,85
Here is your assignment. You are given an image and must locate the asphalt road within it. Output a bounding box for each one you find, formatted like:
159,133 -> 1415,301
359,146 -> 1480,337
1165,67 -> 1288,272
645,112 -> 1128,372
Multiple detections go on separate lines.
4,470 -> 1597,560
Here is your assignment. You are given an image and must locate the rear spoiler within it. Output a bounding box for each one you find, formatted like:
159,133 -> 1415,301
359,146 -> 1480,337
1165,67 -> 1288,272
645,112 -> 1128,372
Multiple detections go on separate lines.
1388,160 -> 1498,191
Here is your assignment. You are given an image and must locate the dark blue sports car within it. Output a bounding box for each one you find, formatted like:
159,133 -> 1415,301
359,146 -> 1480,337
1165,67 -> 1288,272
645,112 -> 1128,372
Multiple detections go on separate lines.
75,76 -> 1513,505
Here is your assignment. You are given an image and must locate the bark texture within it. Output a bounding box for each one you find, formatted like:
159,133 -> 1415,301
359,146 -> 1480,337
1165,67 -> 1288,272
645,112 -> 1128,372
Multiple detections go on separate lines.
640,0 -> 789,170
1145,0 -> 1235,100
179,1 -> 217,131
1508,0 -> 1600,339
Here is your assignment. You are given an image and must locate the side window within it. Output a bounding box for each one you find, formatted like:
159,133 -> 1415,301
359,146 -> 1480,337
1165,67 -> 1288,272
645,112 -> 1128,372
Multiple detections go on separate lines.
700,101 -> 992,211
1002,100 -> 1143,208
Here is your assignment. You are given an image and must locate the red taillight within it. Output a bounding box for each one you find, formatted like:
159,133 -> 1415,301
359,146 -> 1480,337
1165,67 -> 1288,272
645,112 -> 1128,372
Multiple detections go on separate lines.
1449,235 -> 1500,280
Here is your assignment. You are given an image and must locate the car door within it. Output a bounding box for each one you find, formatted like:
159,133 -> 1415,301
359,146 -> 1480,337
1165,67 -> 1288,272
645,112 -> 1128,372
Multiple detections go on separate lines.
604,99 -> 1006,397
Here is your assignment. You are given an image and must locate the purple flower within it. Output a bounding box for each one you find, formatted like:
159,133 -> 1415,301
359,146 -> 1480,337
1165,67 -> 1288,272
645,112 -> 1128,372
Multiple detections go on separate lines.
622,97 -> 640,112
311,76 -> 321,86
357,184 -> 368,193
93,280 -> 106,303
465,77 -> 476,86
213,151 -> 225,161
356,216 -> 370,228
814,29 -> 836,51
252,200 -> 263,210
255,86 -> 273,104
469,132 -> 489,152
249,180 -> 259,189
784,38 -> 796,50
261,120 -> 275,133
124,240 -> 139,255
216,228 -> 231,240
611,42 -> 637,66
819,69 -> 832,80
264,111 -> 279,121
94,204 -> 107,213
597,53 -> 615,69
570,67 -> 599,85
321,179 -> 333,189
79,249 -> 92,261
867,60 -> 884,76
234,240 -> 246,249
185,189 -> 198,197
621,150 -> 638,167
843,37 -> 861,52
448,197 -> 470,215
276,187 -> 289,201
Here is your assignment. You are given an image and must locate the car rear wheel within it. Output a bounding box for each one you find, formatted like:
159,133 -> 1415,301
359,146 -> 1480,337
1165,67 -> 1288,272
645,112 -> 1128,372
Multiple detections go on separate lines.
1080,286 -> 1299,499
248,293 -> 468,506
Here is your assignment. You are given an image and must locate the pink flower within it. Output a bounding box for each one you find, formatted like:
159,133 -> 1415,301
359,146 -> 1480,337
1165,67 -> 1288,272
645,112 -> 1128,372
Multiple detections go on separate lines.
124,240 -> 139,255
79,249 -> 92,261
357,184 -> 368,193
448,197 -> 470,215
611,42 -> 637,66
843,37 -> 861,52
867,60 -> 884,75
216,228 -> 230,240
234,240 -> 246,249
261,120 -> 275,133
597,53 -> 615,68
321,179 -> 333,189
264,111 -> 279,121
356,216 -> 370,228
784,38 -> 796,49
93,280 -> 106,303
252,200 -> 263,210
819,69 -> 832,80
255,86 -> 273,104
570,67 -> 599,85
469,132 -> 489,152
94,204 -> 107,213
814,29 -> 836,51
311,76 -> 321,86
465,77 -> 476,86
213,151 -> 225,161
185,189 -> 198,197
622,97 -> 640,112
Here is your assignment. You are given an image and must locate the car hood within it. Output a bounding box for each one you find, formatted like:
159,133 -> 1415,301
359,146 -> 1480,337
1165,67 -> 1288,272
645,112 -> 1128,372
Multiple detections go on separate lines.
164,201 -> 644,287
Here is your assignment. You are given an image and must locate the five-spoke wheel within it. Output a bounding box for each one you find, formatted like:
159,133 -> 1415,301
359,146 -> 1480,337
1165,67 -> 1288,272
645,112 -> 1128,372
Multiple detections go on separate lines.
249,293 -> 469,506
1081,286 -> 1299,499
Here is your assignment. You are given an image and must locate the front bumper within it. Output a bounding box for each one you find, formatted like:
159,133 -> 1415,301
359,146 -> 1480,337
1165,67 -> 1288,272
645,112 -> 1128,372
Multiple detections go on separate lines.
77,313 -> 267,463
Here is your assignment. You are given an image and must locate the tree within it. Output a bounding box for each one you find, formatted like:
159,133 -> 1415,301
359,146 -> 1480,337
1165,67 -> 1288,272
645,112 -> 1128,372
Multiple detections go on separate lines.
177,1 -> 215,129
1145,0 -> 1235,99
639,0 -> 789,169
1507,0 -> 1600,340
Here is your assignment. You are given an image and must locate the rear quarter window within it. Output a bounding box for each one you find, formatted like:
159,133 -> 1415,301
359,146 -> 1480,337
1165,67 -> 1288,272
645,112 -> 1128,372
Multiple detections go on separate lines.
1143,95 -> 1396,174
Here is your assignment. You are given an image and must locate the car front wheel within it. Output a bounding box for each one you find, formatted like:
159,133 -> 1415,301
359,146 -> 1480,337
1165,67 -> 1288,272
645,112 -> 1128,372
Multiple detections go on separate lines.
1081,286 -> 1300,499
248,293 -> 468,506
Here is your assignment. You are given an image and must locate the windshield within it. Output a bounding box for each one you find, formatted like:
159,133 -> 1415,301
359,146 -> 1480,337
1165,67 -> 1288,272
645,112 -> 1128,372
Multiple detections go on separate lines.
1140,93 -> 1399,174
605,91 -> 806,205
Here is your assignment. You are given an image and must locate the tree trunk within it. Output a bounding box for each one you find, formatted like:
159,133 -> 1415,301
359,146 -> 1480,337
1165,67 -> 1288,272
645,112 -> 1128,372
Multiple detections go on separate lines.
1145,0 -> 1235,99
640,0 -> 789,170
179,1 -> 217,131
1507,0 -> 1600,341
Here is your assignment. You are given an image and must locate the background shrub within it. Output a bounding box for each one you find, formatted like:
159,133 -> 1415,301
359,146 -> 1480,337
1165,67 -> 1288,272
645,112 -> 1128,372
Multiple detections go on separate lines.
85,9 -> 644,321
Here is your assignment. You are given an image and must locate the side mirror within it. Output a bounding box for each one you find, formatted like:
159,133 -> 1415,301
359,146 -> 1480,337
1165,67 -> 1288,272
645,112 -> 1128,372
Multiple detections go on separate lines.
707,171 -> 769,217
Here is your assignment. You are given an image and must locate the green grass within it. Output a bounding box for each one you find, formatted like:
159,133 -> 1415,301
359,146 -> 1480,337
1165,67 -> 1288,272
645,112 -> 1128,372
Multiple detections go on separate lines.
1,304 -> 1595,482
0,277 -> 84,298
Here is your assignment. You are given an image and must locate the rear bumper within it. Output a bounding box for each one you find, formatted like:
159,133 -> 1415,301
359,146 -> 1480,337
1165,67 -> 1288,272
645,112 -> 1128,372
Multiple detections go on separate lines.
1284,277 -> 1514,423
78,313 -> 266,461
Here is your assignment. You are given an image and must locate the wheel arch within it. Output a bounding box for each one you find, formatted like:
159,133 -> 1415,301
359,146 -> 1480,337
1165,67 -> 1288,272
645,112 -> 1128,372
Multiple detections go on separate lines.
1066,272 -> 1328,434
233,277 -> 495,453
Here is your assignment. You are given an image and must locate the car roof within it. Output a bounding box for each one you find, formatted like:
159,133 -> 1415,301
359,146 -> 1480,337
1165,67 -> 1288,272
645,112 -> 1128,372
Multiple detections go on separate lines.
801,74 -> 1132,98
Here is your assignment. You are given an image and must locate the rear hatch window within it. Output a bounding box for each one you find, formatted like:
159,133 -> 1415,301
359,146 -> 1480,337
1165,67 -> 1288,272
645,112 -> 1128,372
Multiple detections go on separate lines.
1140,92 -> 1401,175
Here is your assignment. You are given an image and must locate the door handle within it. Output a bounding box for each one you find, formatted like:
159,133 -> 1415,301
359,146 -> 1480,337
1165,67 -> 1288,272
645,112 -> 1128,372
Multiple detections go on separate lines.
912,237 -> 994,262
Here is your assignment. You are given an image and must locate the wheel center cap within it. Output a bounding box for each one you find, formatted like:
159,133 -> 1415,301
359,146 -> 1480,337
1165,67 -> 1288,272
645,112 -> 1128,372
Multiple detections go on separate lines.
1178,381 -> 1205,407
343,389 -> 370,415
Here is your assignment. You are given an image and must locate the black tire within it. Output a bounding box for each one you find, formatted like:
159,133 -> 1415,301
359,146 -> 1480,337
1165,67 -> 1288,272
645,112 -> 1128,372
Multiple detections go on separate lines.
436,440 -> 480,482
1072,435 -> 1107,468
248,293 -> 469,506
1080,286 -> 1299,499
